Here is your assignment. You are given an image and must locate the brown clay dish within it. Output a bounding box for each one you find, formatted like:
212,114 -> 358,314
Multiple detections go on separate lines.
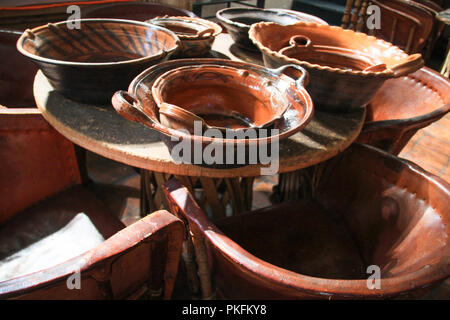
111,59 -> 314,167
249,22 -> 424,111
148,16 -> 221,57
151,64 -> 308,133
164,143 -> 450,299
16,19 -> 180,104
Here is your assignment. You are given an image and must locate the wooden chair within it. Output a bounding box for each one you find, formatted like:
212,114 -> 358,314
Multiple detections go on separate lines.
163,144 -> 450,299
372,0 -> 435,53
0,109 -> 184,299
342,0 -> 435,54
358,67 -> 450,155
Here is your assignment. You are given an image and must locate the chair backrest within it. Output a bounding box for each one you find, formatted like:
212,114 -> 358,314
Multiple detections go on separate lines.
371,0 -> 434,53
0,29 -> 38,108
0,210 -> 184,299
0,108 -> 81,223
342,0 -> 371,32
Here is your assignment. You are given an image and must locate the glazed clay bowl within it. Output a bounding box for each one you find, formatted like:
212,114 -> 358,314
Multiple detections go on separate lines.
83,2 -> 196,20
151,64 -> 308,133
148,16 -> 222,57
16,19 -> 180,104
249,22 -> 425,112
216,8 -> 327,51
111,59 -> 314,168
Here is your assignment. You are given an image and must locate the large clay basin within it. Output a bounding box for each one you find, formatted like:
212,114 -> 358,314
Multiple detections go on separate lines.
164,144 -> 450,299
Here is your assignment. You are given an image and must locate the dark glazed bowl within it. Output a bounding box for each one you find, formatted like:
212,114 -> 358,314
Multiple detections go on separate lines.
216,8 -> 327,51
111,59 -> 314,168
249,22 -> 424,112
83,2 -> 196,20
148,16 -> 221,57
16,19 -> 180,104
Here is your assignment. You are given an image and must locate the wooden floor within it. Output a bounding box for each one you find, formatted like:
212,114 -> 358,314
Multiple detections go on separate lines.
86,114 -> 450,299
399,113 -> 450,183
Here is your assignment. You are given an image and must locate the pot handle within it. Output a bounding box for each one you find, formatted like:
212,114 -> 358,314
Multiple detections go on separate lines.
111,90 -> 157,129
279,35 -> 312,55
389,53 -> 424,77
271,64 -> 309,89
197,28 -> 215,38
159,102 -> 207,129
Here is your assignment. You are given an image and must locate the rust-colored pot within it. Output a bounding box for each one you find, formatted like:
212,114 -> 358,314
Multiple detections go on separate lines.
151,64 -> 308,133
111,59 -> 313,168
164,143 -> 450,299
16,19 -> 180,104
148,16 -> 221,57
249,22 -> 424,112
358,67 -> 450,154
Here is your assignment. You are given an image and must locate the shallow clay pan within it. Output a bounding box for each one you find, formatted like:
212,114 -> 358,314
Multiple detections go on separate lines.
249,22 -> 424,111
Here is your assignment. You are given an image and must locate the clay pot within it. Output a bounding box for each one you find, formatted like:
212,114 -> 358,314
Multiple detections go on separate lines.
83,2 -> 196,20
358,67 -> 450,154
151,64 -> 308,133
164,143 -> 450,299
148,16 -> 221,57
111,59 -> 313,168
16,19 -> 180,104
216,8 -> 327,51
249,22 -> 425,112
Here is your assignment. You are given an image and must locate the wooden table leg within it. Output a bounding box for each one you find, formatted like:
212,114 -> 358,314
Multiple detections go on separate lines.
139,170 -> 255,219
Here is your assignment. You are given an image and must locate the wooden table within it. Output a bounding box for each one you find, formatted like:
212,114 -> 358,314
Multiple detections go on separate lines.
34,33 -> 366,219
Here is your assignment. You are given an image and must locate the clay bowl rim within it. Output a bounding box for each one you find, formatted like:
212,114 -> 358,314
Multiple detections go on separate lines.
151,64 -> 294,131
216,7 -> 323,30
249,21 -> 424,78
16,18 -> 181,67
147,16 -> 222,40
127,58 -> 314,145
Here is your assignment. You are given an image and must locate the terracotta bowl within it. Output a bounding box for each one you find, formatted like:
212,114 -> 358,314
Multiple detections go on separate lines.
151,64 -> 308,133
358,67 -> 450,154
249,22 -> 425,112
111,59 -> 314,168
16,19 -> 180,104
83,2 -> 196,20
216,8 -> 327,51
148,16 -> 221,57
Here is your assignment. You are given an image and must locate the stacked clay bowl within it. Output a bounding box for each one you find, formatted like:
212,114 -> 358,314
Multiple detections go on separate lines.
17,19 -> 180,104
148,16 -> 222,57
216,8 -> 327,51
111,59 -> 314,167
249,22 -> 424,112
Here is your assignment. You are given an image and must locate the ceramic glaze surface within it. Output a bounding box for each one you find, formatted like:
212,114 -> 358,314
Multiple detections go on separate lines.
148,17 -> 221,57
17,19 -> 180,104
250,22 -> 424,111
111,59 -> 314,167
151,65 -> 295,132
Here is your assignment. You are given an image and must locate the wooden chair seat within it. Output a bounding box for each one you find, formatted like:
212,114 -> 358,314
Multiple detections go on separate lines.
164,144 -> 450,299
358,67 -> 450,154
0,185 -> 124,283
